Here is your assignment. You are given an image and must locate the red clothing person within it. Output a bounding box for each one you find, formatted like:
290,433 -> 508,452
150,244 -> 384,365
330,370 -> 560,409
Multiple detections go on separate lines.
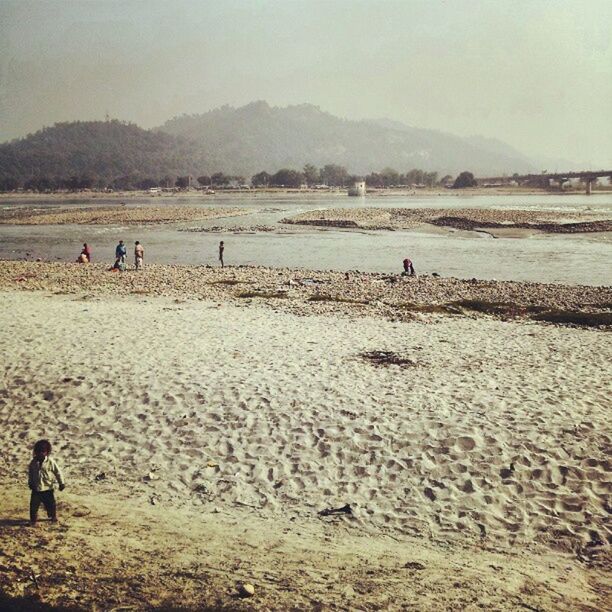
403,258 -> 415,276
78,243 -> 91,263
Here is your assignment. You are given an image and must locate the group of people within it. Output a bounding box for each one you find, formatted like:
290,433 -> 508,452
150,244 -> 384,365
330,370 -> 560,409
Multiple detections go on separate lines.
76,240 -> 144,271
77,237 -> 411,276
112,240 -> 144,271
31,244 -> 413,527
76,240 -> 228,270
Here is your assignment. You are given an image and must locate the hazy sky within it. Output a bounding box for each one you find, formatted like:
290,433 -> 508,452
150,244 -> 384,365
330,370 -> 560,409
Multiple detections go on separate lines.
1,0 -> 610,167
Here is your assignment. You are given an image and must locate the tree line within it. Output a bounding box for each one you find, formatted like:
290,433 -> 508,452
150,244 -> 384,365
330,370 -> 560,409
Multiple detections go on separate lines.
0,164 -> 464,192
248,165 -> 448,188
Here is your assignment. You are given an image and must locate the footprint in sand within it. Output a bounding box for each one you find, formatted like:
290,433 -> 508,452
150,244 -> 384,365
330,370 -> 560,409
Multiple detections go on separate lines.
455,436 -> 477,451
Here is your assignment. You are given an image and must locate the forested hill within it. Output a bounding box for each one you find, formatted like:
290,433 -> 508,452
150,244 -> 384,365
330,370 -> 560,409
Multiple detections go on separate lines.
0,104 -> 538,188
0,120 -> 207,187
159,101 -> 535,176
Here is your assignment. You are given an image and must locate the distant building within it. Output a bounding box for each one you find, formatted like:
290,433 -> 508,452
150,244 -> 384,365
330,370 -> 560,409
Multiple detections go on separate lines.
348,181 -> 366,196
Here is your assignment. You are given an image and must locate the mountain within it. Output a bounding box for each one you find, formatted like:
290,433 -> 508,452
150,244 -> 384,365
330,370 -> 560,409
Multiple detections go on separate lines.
0,120 -> 207,185
0,103 -> 540,185
159,102 -> 537,176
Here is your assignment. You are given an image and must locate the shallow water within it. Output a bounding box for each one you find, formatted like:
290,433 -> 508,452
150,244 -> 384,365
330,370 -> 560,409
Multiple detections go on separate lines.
1,193 -> 611,285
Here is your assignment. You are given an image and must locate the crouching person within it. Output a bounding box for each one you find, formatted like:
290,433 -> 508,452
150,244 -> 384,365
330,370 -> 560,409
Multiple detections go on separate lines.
28,439 -> 65,525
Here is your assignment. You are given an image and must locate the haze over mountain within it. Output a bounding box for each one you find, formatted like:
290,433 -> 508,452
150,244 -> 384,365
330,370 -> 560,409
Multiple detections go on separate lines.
159,102 -> 537,177
0,101 -> 550,185
2,2 -> 610,169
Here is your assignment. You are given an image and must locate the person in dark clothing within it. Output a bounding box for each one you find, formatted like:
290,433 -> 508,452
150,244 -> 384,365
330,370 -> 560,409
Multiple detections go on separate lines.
113,240 -> 127,271
218,241 -> 225,268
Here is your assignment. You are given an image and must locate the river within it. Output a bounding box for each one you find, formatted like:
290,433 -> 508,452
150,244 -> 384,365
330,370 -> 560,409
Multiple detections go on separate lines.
1,192 -> 610,286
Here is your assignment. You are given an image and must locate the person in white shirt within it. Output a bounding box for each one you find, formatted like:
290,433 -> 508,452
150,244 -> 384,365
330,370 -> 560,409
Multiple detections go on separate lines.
28,439 -> 65,525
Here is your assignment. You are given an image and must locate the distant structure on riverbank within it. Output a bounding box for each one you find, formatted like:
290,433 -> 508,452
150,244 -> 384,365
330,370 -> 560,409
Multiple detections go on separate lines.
476,170 -> 612,195
348,181 -> 366,196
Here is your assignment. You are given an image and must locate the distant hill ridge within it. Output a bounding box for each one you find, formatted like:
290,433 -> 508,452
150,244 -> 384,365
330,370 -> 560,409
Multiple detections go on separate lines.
159,101 -> 536,176
0,120 -> 207,185
0,102 -> 538,185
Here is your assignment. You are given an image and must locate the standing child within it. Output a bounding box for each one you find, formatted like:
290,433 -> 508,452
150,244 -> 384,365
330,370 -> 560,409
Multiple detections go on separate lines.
28,439 -> 65,525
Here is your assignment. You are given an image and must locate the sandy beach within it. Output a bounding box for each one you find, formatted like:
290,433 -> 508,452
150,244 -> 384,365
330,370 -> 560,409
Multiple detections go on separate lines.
0,261 -> 610,609
3,1 -> 611,607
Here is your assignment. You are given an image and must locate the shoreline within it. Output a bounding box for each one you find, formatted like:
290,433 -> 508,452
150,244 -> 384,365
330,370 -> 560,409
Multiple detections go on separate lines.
1,186 -> 612,202
1,260 -> 611,327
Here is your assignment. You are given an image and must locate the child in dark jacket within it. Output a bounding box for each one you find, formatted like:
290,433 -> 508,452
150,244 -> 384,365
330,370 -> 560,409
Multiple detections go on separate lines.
28,439 -> 65,525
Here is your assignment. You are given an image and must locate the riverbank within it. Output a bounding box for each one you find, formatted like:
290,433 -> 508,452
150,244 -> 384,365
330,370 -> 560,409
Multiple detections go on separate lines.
2,185 -> 611,203
0,285 -> 609,609
1,261 -> 611,327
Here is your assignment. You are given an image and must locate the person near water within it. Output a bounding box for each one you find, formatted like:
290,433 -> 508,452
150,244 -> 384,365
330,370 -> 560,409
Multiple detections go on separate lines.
402,258 -> 415,276
77,243 -> 91,263
113,240 -> 127,271
28,439 -> 65,525
134,241 -> 144,270
218,241 -> 225,268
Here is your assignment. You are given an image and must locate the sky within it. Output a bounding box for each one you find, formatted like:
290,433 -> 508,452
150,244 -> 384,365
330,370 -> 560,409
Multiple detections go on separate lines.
1,0 -> 611,168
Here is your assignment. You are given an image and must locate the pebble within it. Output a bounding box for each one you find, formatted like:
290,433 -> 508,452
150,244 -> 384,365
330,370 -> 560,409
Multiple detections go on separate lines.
0,261 -> 610,321
238,583 -> 255,597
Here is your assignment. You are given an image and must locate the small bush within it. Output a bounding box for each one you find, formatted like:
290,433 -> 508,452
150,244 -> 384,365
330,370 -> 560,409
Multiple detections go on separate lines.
394,299 -> 611,328
453,300 -> 517,315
